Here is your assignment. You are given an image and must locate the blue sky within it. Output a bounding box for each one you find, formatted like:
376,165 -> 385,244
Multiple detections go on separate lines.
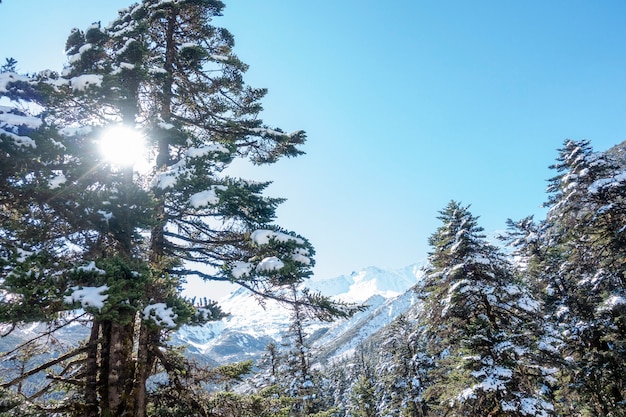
2,1 -> 626,285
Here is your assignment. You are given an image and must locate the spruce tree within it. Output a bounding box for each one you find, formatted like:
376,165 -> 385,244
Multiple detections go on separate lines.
420,201 -> 555,417
0,1 -> 357,415
536,139 -> 626,416
374,314 -> 427,416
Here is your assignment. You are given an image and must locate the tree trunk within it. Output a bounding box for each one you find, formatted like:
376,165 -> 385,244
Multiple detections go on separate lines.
133,322 -> 159,417
106,320 -> 135,415
84,320 -> 101,417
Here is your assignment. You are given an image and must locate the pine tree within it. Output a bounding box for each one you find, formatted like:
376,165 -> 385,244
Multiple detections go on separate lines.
420,201 -> 555,417
266,285 -> 359,416
345,344 -> 377,417
0,2 -> 357,415
535,139 -> 626,416
374,314 -> 427,416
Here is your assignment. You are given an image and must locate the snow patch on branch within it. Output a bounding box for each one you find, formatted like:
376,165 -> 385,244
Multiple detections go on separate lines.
64,285 -> 108,311
189,186 -> 226,208
231,261 -> 252,279
76,261 -> 106,275
588,171 -> 626,194
291,248 -> 312,265
0,72 -> 30,93
256,256 -> 284,272
143,303 -> 178,328
48,171 -> 67,189
186,143 -> 229,157
70,74 -> 103,91
597,294 -> 626,312
250,127 -> 303,138
0,108 -> 43,130
0,131 -> 36,148
68,43 -> 93,64
251,229 -> 304,245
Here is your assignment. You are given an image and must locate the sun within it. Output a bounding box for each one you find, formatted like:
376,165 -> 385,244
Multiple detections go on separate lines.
99,125 -> 146,167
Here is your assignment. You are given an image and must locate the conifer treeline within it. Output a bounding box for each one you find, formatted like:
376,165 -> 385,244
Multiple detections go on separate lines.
290,139 -> 625,417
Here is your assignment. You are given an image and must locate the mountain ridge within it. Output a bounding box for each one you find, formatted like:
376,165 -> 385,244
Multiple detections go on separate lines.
172,263 -> 425,364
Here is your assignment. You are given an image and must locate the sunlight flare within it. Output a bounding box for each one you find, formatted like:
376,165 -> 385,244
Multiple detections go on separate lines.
99,125 -> 146,167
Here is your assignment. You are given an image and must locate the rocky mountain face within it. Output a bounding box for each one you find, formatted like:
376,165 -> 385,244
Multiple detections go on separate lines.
171,264 -> 425,365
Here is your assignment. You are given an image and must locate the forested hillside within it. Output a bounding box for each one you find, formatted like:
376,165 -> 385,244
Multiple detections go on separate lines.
304,139 -> 625,416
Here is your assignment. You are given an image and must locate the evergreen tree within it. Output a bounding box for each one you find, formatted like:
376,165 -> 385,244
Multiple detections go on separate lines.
265,285 -> 358,416
374,314 -> 427,416
420,201 -> 555,417
535,139 -> 626,416
345,344 -> 377,417
0,1 -> 357,415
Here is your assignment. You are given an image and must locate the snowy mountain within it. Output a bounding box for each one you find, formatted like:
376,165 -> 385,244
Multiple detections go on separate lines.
0,264 -> 425,370
172,264 -> 425,364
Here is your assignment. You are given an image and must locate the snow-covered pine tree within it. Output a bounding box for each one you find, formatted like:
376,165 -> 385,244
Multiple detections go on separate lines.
373,314 -> 427,416
344,343 -> 377,417
420,201 -> 555,417
0,1 -> 359,415
266,284 -> 359,416
349,375 -> 376,417
535,139 -> 626,416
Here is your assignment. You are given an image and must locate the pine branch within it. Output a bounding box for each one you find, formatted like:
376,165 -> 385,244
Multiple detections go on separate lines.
0,345 -> 89,389
0,312 -> 89,359
170,268 -> 232,282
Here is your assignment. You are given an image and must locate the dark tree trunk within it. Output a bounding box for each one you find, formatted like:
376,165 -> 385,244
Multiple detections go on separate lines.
84,320 -> 101,417
106,320 -> 135,416
133,322 -> 159,417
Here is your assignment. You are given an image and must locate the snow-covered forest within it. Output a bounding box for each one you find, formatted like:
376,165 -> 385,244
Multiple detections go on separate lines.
1,1 -> 625,416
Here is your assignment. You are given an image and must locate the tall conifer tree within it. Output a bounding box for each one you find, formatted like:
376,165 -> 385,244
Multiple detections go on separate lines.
420,201 -> 555,417
0,1 -> 357,415
534,139 -> 626,416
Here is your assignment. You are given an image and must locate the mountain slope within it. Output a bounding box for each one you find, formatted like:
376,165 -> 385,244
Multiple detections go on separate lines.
172,264 -> 424,364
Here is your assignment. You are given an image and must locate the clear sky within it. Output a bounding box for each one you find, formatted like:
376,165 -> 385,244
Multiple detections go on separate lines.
2,1 -> 626,288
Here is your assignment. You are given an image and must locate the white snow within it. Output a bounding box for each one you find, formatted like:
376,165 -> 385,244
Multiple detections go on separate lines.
97,210 -> 113,223
0,110 -> 43,130
0,72 -> 30,93
64,285 -> 109,311
250,127 -> 303,138
111,62 -> 136,74
250,229 -> 304,245
49,138 -> 66,149
256,256 -> 285,272
186,143 -> 229,157
154,159 -> 187,190
68,43 -> 92,64
597,294 -> 626,312
76,261 -> 106,275
143,303 -> 178,328
48,172 -> 66,189
58,125 -> 93,137
158,121 -> 175,130
588,171 -> 626,194
231,261 -> 252,279
155,172 -> 178,189
189,189 -> 219,208
0,131 -> 36,148
70,74 -> 103,91
291,252 -> 312,265
16,248 -> 34,262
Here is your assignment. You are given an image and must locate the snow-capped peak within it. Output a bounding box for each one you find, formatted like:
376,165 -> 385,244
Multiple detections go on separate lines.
306,264 -> 424,303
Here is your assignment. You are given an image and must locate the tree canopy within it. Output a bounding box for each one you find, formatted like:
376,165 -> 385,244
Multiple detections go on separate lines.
0,1 -> 359,415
